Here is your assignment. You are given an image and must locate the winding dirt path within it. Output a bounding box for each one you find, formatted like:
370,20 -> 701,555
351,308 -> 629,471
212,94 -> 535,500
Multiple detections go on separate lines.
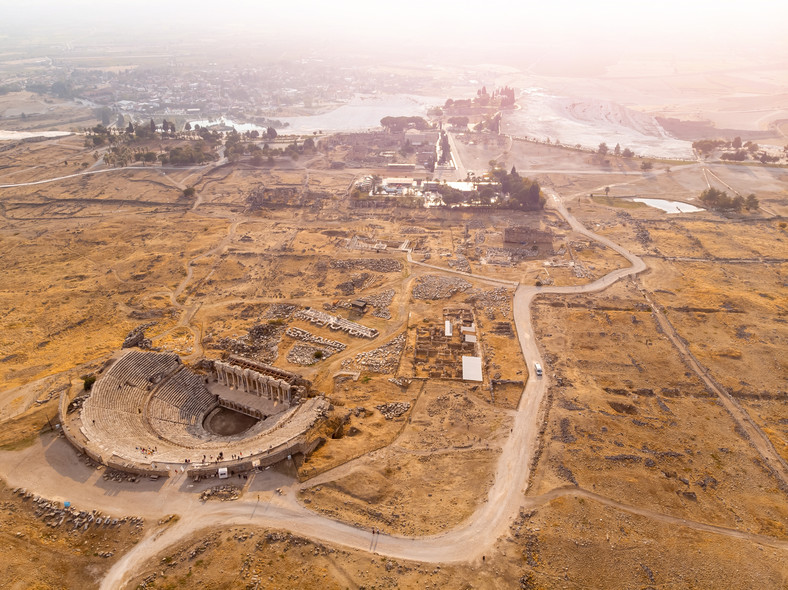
97,188 -> 653,587
638,286 -> 788,487
2,182 -> 785,588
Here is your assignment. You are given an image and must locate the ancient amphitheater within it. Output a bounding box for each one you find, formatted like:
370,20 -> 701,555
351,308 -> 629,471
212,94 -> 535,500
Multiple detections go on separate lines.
59,349 -> 329,478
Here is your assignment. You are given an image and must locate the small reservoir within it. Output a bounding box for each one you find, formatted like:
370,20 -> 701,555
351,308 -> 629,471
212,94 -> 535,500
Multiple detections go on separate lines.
632,198 -> 704,214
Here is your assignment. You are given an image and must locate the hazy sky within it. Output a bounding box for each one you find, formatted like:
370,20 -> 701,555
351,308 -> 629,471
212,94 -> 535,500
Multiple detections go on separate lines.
3,0 -> 786,64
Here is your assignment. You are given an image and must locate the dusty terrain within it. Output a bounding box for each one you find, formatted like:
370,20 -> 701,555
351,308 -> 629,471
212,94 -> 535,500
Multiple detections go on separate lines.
0,80 -> 787,589
0,478 -> 148,590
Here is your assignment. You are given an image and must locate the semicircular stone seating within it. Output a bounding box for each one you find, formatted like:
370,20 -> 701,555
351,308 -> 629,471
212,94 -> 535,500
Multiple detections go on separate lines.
79,350 -> 324,466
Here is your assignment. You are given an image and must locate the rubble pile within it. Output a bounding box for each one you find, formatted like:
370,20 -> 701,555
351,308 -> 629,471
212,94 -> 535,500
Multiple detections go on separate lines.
388,376 -> 412,388
364,288 -> 395,319
286,327 -> 345,352
617,211 -> 651,246
375,402 -> 411,420
11,488 -> 143,533
122,322 -> 155,349
263,304 -> 298,319
102,469 -> 141,483
286,343 -> 334,366
199,485 -> 241,502
214,322 -> 284,362
372,308 -> 392,320
412,275 -> 471,300
341,333 -> 406,374
491,321 -> 515,337
295,308 -> 378,338
336,272 -> 372,296
466,286 -> 512,317
426,392 -> 482,423
449,252 -> 471,273
330,258 -> 402,272
401,226 -> 427,234
67,392 -> 90,414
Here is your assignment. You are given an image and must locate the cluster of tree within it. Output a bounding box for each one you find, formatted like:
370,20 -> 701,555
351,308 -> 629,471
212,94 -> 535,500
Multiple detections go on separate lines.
759,153 -> 781,163
85,123 -> 112,146
433,184 -> 467,205
599,143 -> 634,158
195,126 -> 224,146
692,139 -> 727,154
430,167 -> 543,209
250,116 -> 287,129
438,131 -> 451,164
380,116 -> 429,133
693,136 -> 777,162
473,112 -> 501,134
447,116 -> 469,129
444,86 -> 516,111
228,133 -> 315,166
699,187 -> 759,211
225,130 -> 247,162
491,166 -> 545,210
161,143 -> 217,166
491,86 -> 516,108
444,98 -> 473,110
720,150 -> 747,161
429,182 -> 497,207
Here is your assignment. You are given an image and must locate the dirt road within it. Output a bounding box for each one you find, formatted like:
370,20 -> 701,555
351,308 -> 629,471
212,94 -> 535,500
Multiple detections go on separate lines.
3,187 -> 785,589
99,188 -> 650,587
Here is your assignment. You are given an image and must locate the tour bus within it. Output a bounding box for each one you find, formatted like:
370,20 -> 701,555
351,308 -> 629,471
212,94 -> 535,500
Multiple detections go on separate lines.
534,362 -> 543,376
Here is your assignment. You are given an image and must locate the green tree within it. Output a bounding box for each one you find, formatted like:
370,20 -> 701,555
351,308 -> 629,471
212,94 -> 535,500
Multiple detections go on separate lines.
598,142 -> 608,155
83,374 -> 96,391
745,194 -> 759,210
266,126 -> 277,140
640,161 -> 653,171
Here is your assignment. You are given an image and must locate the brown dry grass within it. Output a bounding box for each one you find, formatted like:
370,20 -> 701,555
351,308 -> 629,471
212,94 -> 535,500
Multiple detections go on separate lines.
0,478 -> 146,590
531,279 -> 788,536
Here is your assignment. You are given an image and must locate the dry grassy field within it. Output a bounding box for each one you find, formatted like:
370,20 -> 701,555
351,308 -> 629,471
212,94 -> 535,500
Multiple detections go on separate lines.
0,124 -> 786,589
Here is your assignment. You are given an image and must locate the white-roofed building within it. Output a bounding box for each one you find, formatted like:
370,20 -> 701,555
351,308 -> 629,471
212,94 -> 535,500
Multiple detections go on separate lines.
462,356 -> 482,382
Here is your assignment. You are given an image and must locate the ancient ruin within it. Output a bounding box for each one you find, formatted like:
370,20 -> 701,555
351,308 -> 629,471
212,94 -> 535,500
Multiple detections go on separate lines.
294,308 -> 379,338
59,350 -> 326,478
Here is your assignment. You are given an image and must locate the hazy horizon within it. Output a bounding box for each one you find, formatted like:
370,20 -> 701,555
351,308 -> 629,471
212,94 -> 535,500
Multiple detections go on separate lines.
3,0 -> 787,71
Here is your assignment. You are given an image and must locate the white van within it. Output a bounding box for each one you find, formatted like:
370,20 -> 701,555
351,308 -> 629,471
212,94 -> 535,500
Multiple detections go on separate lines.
534,362 -> 543,377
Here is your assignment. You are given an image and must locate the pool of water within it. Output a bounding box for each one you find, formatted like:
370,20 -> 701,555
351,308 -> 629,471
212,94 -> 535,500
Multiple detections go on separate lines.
190,93 -> 442,135
632,198 -> 704,213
